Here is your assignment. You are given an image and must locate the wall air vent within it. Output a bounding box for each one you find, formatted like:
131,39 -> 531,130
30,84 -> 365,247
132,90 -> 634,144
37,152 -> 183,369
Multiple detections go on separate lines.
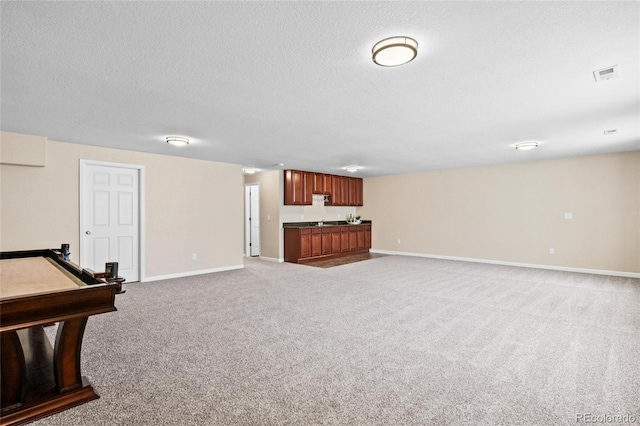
593,65 -> 619,82
604,129 -> 618,136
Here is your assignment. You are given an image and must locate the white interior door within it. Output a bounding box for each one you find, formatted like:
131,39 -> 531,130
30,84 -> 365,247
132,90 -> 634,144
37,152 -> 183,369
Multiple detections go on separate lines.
81,161 -> 141,282
249,185 -> 260,256
245,184 -> 260,257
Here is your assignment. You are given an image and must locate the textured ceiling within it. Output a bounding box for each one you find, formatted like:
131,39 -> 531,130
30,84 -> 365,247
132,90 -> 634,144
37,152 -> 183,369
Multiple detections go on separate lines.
1,1 -> 638,177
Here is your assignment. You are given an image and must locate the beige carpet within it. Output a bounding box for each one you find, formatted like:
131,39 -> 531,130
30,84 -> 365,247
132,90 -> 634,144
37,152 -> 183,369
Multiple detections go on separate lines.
33,255 -> 640,425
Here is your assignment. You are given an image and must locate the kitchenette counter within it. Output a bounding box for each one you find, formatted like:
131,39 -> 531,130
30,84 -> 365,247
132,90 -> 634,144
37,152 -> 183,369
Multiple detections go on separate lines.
283,221 -> 372,263
283,220 -> 372,229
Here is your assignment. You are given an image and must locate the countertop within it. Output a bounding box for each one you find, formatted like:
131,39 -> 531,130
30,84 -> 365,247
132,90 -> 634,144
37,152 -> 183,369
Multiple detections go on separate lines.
282,220 -> 372,229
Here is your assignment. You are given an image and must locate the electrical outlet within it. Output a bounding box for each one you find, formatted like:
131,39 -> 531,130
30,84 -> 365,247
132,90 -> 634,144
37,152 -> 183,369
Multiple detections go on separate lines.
564,213 -> 573,219
549,248 -> 555,255
397,239 -> 401,244
192,253 -> 197,260
267,214 -> 270,220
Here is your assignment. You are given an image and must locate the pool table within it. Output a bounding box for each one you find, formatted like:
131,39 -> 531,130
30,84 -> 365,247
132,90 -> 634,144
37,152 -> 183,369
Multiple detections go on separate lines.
0,247 -> 124,426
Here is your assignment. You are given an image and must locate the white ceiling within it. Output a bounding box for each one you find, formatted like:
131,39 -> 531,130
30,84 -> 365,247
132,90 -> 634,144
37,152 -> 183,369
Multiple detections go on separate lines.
1,1 -> 638,177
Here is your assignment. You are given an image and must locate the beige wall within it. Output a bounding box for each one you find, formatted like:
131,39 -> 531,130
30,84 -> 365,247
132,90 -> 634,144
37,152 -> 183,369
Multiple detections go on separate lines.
1,135 -> 244,279
359,152 -> 640,274
244,170 -> 280,260
280,197 -> 357,224
0,131 -> 47,166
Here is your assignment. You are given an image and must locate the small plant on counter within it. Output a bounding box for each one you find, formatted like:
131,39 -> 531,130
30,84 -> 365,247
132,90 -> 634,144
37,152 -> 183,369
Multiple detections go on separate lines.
346,214 -> 362,224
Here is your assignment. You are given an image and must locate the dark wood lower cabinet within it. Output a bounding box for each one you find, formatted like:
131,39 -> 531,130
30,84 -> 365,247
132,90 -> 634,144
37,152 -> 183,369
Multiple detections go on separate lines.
340,229 -> 350,253
311,229 -> 322,257
330,229 -> 341,255
348,229 -> 357,252
300,229 -> 311,258
284,224 -> 371,263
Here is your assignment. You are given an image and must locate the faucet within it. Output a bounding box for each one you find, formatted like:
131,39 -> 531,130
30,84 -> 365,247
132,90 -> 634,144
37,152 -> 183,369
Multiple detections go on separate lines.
317,219 -> 324,226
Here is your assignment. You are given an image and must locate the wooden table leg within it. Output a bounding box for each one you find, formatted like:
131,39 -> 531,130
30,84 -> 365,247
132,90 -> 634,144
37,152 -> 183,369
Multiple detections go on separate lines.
0,331 -> 27,413
54,318 -> 88,393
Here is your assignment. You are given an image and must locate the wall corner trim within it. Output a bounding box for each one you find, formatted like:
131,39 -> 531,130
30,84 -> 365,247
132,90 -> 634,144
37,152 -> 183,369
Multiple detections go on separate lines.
369,249 -> 640,278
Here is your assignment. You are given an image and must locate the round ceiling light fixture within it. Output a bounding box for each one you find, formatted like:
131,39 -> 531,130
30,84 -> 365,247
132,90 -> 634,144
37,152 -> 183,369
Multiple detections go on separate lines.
243,167 -> 257,174
345,165 -> 360,173
515,141 -> 539,150
166,136 -> 189,146
372,36 -> 418,67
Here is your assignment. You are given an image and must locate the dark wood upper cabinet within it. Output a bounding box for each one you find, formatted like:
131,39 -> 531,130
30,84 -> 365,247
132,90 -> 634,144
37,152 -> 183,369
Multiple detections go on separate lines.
312,173 -> 323,194
348,177 -> 357,206
284,170 -> 362,206
340,176 -> 349,206
303,172 -> 314,205
312,173 -> 332,195
284,170 -> 303,205
284,170 -> 312,205
323,174 -> 332,195
354,178 -> 363,206
331,175 -> 342,206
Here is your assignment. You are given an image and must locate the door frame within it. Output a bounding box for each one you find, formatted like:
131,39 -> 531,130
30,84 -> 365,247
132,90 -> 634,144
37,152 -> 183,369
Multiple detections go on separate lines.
79,159 -> 146,282
244,183 -> 260,257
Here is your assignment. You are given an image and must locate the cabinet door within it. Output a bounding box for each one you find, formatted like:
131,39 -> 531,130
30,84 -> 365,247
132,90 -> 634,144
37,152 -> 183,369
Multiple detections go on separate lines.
348,227 -> 357,251
303,172 -> 314,205
340,227 -> 350,252
364,225 -> 371,249
348,177 -> 357,206
331,228 -> 341,254
356,227 -> 365,250
341,176 -> 350,206
300,230 -> 312,259
321,230 -> 332,255
331,176 -> 343,206
284,170 -> 304,205
311,229 -> 322,257
313,173 -> 323,194
323,174 -> 332,194
355,178 -> 363,206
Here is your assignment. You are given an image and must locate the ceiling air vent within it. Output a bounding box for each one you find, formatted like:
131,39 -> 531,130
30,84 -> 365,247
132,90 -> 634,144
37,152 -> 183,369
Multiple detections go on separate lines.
604,129 -> 618,136
593,65 -> 619,82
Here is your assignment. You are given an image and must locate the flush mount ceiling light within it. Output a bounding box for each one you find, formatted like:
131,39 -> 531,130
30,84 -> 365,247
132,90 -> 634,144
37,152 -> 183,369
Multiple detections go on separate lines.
166,136 -> 189,146
345,165 -> 360,173
515,142 -> 539,150
372,36 -> 418,67
243,167 -> 257,174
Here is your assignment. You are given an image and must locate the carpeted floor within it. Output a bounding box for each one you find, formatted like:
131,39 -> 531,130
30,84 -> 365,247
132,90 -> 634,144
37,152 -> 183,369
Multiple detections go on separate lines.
32,255 -> 640,425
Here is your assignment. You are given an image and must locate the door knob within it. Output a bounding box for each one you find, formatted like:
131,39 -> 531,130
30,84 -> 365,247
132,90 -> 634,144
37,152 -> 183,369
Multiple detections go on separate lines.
85,231 -> 92,235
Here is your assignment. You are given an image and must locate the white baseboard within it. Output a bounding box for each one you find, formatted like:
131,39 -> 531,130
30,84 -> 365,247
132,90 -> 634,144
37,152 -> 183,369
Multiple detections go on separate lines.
370,249 -> 640,278
143,264 -> 244,282
258,256 -> 284,263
